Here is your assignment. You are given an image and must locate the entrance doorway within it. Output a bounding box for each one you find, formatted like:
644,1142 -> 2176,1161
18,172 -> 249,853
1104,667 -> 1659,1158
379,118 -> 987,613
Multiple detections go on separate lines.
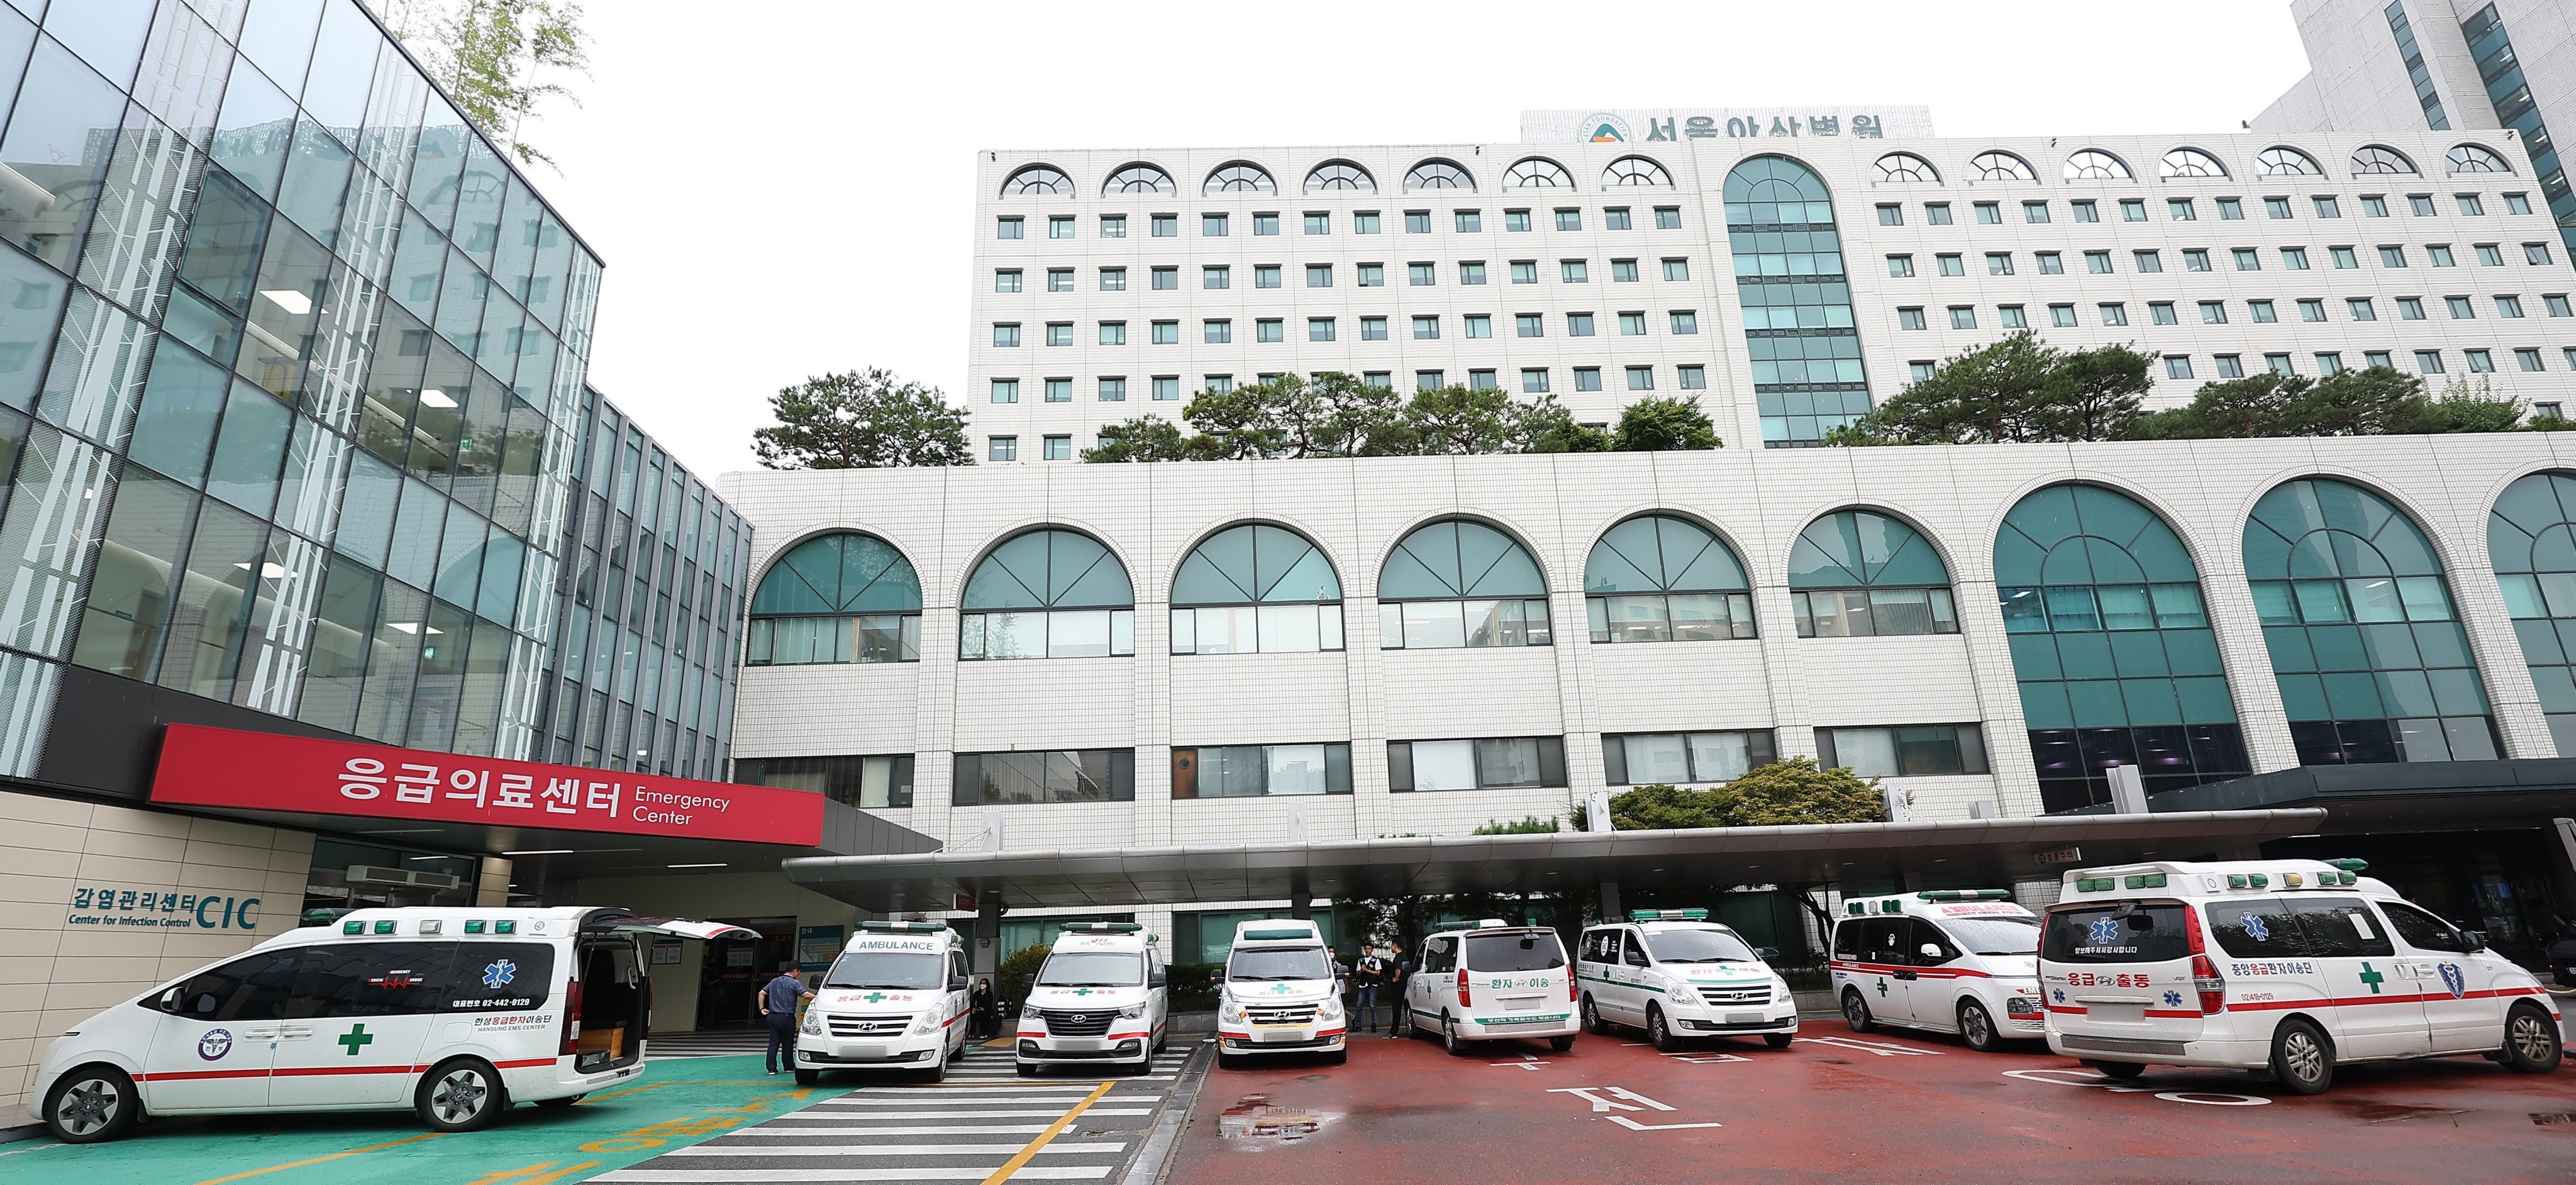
697,916 -> 797,1029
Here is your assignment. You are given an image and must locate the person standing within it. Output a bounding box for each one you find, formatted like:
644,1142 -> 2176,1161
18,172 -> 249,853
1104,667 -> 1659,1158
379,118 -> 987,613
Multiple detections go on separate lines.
760,962 -> 809,1076
969,977 -> 996,1040
1352,947 -> 1386,1033
1386,941 -> 1416,1037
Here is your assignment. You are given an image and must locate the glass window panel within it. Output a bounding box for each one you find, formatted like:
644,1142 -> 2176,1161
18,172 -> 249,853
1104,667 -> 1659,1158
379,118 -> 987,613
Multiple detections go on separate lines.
204,383 -> 289,515
1623,733 -> 1692,784
2348,577 -> 2406,622
155,496 -> 265,699
292,554 -> 375,732
2044,586 -> 2099,631
406,94 -> 467,230
1829,727 -> 1901,778
1045,608 -> 1109,658
126,338 -> 230,484
2096,584 -> 2154,630
1463,598 -> 1504,646
70,468 -> 192,679
1604,594 -> 1669,642
1686,732 -> 1753,781
1266,744 -> 1330,795
1255,603 -> 1319,652
0,38 -> 127,269
433,506 -> 484,608
1867,587 -> 1933,635
2292,580 -> 2350,623
384,477 -> 442,590
273,117 -> 350,246
1474,737 -> 1541,787
1411,740 -> 1477,791
1402,599 -> 1465,648
1665,592 -> 1730,641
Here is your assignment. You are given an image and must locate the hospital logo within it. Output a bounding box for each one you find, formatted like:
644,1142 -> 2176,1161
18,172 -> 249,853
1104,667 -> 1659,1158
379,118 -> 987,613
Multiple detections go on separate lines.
1580,113 -> 1630,143
483,959 -> 517,989
2437,962 -> 2466,999
198,1028 -> 232,1060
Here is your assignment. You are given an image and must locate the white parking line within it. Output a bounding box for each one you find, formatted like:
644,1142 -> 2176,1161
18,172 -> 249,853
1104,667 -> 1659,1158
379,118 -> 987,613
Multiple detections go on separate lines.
669,1143 -> 1127,1156
819,1095 -> 1164,1106
713,1126 -> 1050,1136
732,1108 -> 1159,1119
594,1170 -> 1114,1182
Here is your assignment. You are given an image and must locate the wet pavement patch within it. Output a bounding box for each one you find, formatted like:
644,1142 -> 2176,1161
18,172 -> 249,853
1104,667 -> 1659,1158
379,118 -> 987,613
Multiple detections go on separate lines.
1216,1093 -> 1330,1143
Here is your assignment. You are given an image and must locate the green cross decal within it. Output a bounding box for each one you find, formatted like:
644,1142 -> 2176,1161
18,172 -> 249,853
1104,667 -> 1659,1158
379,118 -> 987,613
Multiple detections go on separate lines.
2357,962 -> 2385,994
1072,988 -> 1096,996
338,1023 -> 375,1056
1875,978 -> 1889,998
862,992 -> 889,1003
1269,983 -> 1292,994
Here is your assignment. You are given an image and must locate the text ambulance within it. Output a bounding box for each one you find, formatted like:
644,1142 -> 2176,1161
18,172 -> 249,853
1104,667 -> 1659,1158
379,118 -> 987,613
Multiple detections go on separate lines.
1831,891 -> 2043,1051
2040,858 -> 2564,1093
794,921 -> 974,1083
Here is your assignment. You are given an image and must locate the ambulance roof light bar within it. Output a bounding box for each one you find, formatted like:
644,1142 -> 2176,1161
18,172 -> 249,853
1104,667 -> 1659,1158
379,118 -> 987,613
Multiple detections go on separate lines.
1060,921 -> 1144,933
1916,890 -> 2012,902
858,920 -> 951,935
1628,908 -> 1709,921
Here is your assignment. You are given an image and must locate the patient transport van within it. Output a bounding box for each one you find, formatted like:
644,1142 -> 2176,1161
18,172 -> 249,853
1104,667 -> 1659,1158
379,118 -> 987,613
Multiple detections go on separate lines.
1577,909 -> 1799,1050
1015,922 -> 1169,1076
1831,891 -> 2044,1051
32,906 -> 748,1142
1214,920 -> 1346,1067
794,921 -> 974,1083
1406,921 -> 1579,1054
2039,858 -> 2564,1093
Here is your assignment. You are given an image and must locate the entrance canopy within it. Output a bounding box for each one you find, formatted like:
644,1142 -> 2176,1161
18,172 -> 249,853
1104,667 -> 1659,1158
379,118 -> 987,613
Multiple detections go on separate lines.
782,809 -> 2328,912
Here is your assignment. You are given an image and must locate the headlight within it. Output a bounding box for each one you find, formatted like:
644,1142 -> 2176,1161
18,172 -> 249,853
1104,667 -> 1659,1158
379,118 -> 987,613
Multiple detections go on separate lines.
909,1011 -> 938,1035
800,1012 -> 823,1036
1221,1001 -> 1246,1023
1318,997 -> 1343,1019
1118,1004 -> 1145,1020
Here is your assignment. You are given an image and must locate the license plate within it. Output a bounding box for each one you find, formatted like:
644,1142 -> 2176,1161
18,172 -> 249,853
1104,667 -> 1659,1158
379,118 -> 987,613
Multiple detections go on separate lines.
1727,1012 -> 1762,1026
1487,1015 -> 1561,1026
847,1044 -> 887,1059
2089,1004 -> 2146,1024
1255,1030 -> 1302,1043
1054,1037 -> 1106,1052
1504,1000 -> 1541,1012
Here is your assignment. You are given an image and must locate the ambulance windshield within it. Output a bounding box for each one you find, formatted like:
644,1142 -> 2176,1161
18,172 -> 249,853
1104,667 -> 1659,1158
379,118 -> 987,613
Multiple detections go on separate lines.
1941,915 -> 2040,956
1037,952 -> 1143,988
1643,928 -> 1759,964
823,950 -> 947,990
1228,946 -> 1333,982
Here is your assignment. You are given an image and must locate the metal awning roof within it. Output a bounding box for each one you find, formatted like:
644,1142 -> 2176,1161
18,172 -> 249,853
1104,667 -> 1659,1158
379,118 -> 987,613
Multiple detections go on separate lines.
782,809 -> 2329,911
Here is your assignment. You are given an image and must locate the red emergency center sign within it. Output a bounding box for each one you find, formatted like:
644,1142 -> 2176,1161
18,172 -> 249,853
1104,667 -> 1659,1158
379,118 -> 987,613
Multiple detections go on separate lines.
149,724 -> 823,846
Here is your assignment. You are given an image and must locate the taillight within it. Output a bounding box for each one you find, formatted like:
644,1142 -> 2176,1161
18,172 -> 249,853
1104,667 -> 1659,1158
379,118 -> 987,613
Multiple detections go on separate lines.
560,978 -> 585,1057
1568,972 -> 1579,1003
2183,906 -> 2224,1014
1457,968 -> 1472,1008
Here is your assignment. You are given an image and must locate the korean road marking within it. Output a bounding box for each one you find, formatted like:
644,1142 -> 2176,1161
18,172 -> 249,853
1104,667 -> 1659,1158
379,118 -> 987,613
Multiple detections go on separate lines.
1546,1086 -> 1675,1113
1798,1035 -> 1941,1057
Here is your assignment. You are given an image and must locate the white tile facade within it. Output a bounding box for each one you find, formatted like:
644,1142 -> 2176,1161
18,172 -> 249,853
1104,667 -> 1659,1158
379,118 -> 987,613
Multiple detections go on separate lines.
968,128 -> 2576,455
721,433 -> 2576,859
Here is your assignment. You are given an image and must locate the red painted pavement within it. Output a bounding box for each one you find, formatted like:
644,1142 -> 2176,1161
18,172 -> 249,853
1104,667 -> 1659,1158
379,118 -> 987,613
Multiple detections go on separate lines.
1167,1019 -> 2576,1184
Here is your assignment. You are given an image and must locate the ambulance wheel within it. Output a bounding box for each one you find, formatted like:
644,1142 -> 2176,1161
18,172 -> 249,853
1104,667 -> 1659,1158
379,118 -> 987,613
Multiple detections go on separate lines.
2502,1003 -> 2563,1074
793,1069 -> 820,1086
1581,994 -> 1609,1035
42,1064 -> 138,1144
417,1057 -> 508,1132
1548,1034 -> 1577,1053
2267,1020 -> 2334,1095
535,1094 -> 585,1108
2084,1059 -> 2147,1081
1326,1048 -> 1348,1065
1647,1005 -> 1683,1052
1957,999 -> 2001,1052
1765,1033 -> 1795,1049
1016,1061 -> 1040,1077
1841,989 -> 1876,1033
921,1057 -> 947,1083
1442,1015 -> 1472,1057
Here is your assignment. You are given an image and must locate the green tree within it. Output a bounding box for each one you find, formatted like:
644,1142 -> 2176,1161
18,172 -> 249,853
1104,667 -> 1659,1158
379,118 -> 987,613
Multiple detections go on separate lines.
1724,757 -> 1888,826
1276,372 -> 1414,457
1521,396 -> 1613,453
1182,381 -> 1288,459
401,0 -> 590,170
1842,330 -> 2064,444
2416,374 -> 2525,433
2124,372 -> 2302,440
1472,816 -> 1562,835
1613,396 -> 1723,451
1403,384 -> 1527,454
751,369 -> 975,469
996,942 -> 1050,1013
1602,783 -> 1735,830
1081,416 -> 1209,463
2031,343 -> 2155,442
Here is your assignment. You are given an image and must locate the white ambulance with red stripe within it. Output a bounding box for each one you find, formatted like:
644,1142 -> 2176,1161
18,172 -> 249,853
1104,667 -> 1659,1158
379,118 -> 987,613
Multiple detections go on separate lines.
1015,922 -> 1169,1076
2039,858 -> 2565,1093
1830,891 -> 2045,1051
31,906 -> 749,1143
794,921 -> 975,1084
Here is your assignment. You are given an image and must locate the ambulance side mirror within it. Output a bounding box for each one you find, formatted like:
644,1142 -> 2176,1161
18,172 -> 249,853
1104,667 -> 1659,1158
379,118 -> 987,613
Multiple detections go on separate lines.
1918,943 -> 1945,960
1755,947 -> 1781,960
2462,929 -> 2489,952
1148,968 -> 1168,989
950,975 -> 970,992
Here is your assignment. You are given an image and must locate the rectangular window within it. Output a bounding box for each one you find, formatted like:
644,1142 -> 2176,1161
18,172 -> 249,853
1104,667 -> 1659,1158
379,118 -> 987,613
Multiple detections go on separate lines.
2247,299 -> 2276,323
2548,294 -> 2572,317
1098,377 -> 1126,401
2446,295 -> 2475,319
1204,320 -> 1231,343
1046,323 -> 1072,347
1255,265 -> 1281,289
2168,198 -> 2196,221
2183,248 -> 2212,272
2529,243 -> 2555,265
2407,194 -> 2436,216
1814,725 -> 1989,779
1510,261 -> 1537,284
1357,262 -> 1385,287
1791,587 -> 1959,640
2368,350 -> 2393,369
2312,196 -> 2340,218
1355,211 -> 1381,234
1926,202 -> 1953,225
1505,209 -> 1532,232
2397,296 -> 2425,319
1460,261 -> 1487,284
1152,320 -> 1178,344
2267,196 -> 2294,219
2282,247 -> 2311,269
2099,302 -> 2128,326
2458,193 -> 2485,216
951,750 -> 1135,804
2294,298 -> 2323,322
2516,347 -> 2544,372
1887,253 -> 1915,277
2497,294 -> 2524,318
1521,368 -> 1550,393
1100,214 -> 1126,238
1413,315 -> 1439,340
1600,731 -> 1777,786
2266,353 -> 2294,376
1257,318 -> 1283,342
1203,213 -> 1228,236
1304,211 -> 1330,235
1876,203 -> 1902,226
1566,313 -> 1596,337
2361,194 -> 2389,217
2121,199 -> 2148,223
1045,378 -> 1072,402
1677,364 -> 1705,389
2050,303 -> 2076,328
996,269 -> 1021,292
1999,304 -> 2028,328
1306,264 -> 1333,288
2165,355 -> 2194,379
2036,250 -> 2063,274
1153,376 -> 1179,401
1099,321 -> 1126,345
1611,259 -> 1639,282
1408,262 -> 1436,286
2429,244 -> 2457,267
1899,306 -> 1927,330
1152,213 -> 1177,237
1949,306 -> 1977,330
1562,260 -> 1589,282
1575,367 -> 1602,391
1251,212 -> 1279,236
2347,297 -> 2376,321
1385,738 -> 1568,793
2316,352 -> 2345,375
2466,348 -> 2496,372
1414,370 -> 1444,390
1663,257 -> 1690,282
1046,215 -> 1074,239
1204,265 -> 1230,289
1406,211 -> 1431,233
1455,210 -> 1482,233
2133,249 -> 2163,273
1909,361 -> 1936,382
1170,744 -> 1353,798
1556,208 -> 1582,231
2233,248 -> 2261,270
997,216 -> 1023,239
2072,199 -> 2099,223
1656,206 -> 1681,229
1938,253 -> 1965,276
1099,267 -> 1127,291
1206,374 -> 1233,392
2477,243 -> 2504,267
1360,316 -> 1387,340
1987,252 -> 2014,275
993,323 -> 1021,347
1626,365 -> 1654,391
1308,317 -> 1335,342
2332,245 -> 2360,269
2200,300 -> 2228,325
2216,354 -> 2244,378
2507,193 -> 2534,214
2085,250 -> 2112,274
1975,201 -> 2002,224
991,379 -> 1019,404
1464,314 -> 1492,339
2024,199 -> 2050,224
2218,197 -> 2245,220
2150,301 -> 2179,325
988,436 -> 1016,461
2416,349 -> 2445,374
2379,245 -> 2409,267
1152,265 -> 1177,290
1618,312 -> 1646,336
1515,313 -> 1543,338
1048,268 -> 1074,292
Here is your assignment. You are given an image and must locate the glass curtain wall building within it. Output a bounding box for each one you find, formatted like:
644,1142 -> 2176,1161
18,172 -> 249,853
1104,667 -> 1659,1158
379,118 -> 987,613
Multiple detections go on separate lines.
0,0 -> 602,772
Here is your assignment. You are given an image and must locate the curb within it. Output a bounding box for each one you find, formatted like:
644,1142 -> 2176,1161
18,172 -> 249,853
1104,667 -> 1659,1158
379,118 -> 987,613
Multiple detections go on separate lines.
1121,1038 -> 1213,1185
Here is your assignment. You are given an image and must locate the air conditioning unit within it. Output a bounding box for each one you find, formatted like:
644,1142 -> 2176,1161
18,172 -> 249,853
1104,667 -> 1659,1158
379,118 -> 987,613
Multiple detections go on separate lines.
346,865 -> 465,891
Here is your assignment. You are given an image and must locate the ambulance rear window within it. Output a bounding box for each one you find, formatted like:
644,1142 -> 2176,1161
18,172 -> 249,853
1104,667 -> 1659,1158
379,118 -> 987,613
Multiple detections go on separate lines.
2041,904 -> 2189,963
1464,933 -> 1566,972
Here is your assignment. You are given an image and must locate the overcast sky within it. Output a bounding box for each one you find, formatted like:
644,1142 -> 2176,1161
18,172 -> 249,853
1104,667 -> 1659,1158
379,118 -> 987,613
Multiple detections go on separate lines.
530,1 -> 2314,481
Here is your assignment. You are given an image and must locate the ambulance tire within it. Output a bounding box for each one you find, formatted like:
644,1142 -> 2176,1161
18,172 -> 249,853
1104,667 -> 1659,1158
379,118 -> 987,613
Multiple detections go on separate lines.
2267,1018 -> 2334,1094
2084,1059 -> 2147,1081
793,1069 -> 820,1086
42,1064 -> 138,1144
1957,999 -> 2001,1053
1548,1034 -> 1577,1053
1582,994 -> 1609,1035
535,1093 -> 585,1108
1443,1015 -> 1473,1057
1326,1048 -> 1348,1065
416,1057 -> 508,1132
2501,1003 -> 2563,1074
1841,989 -> 1877,1033
1764,1033 -> 1795,1049
1217,1052 -> 1243,1071
1017,1061 -> 1040,1077
921,1057 -> 947,1083
1648,1004 -> 1683,1052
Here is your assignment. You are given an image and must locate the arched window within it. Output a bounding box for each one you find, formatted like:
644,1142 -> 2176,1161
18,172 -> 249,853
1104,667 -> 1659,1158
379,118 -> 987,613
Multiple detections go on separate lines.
2350,145 -> 2419,175
2256,146 -> 2321,176
1504,157 -> 1573,189
2243,478 -> 2494,764
1304,160 -> 1374,192
747,533 -> 923,665
2061,150 -> 2132,181
1001,164 -> 1072,196
1170,523 -> 1343,655
2446,143 -> 2511,174
959,528 -> 1135,660
2487,473 -> 2576,748
1102,163 -> 1173,194
1377,519 -> 1550,650
1724,155 -> 1870,447
1787,510 -> 1955,637
1968,151 -> 2036,182
1873,152 -> 1939,182
2158,147 -> 2228,178
1601,156 -> 1672,187
1583,514 -> 1753,643
1403,159 -> 1474,191
1204,162 -> 1275,193
1997,484 -> 2247,812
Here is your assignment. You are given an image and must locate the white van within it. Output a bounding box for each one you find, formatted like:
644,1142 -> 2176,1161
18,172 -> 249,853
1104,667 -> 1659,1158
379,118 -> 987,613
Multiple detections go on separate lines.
1577,909 -> 1799,1050
2039,858 -> 2566,1093
31,906 -> 749,1143
794,921 -> 974,1084
1015,922 -> 1169,1076
1214,920 -> 1346,1068
1831,891 -> 2045,1052
1405,921 -> 1579,1055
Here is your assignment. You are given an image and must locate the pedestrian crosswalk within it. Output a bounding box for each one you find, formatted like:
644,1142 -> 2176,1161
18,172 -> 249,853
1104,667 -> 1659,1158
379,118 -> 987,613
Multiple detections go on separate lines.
596,1042 -> 1202,1184
643,1030 -> 774,1059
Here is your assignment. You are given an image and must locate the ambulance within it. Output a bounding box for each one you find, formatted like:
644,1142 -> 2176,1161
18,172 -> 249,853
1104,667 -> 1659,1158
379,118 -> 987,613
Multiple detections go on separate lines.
794,921 -> 974,1084
1214,919 -> 1346,1067
1577,908 -> 1799,1050
1405,920 -> 1580,1054
31,906 -> 749,1143
1015,922 -> 1169,1076
1830,891 -> 2045,1051
2039,858 -> 2565,1094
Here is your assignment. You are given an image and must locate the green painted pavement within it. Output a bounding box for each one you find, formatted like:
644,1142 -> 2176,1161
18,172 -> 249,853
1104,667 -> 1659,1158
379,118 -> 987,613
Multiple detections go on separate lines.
0,1055 -> 850,1185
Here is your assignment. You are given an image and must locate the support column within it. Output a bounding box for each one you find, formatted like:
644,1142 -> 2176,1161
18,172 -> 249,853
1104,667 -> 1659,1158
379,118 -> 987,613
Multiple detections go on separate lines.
1598,881 -> 1623,921
974,894 -> 1003,976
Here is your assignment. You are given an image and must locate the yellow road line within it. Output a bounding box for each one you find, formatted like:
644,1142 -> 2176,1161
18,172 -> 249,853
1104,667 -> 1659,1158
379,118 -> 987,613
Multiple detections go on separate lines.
976,1080 -> 1114,1185
191,1133 -> 445,1185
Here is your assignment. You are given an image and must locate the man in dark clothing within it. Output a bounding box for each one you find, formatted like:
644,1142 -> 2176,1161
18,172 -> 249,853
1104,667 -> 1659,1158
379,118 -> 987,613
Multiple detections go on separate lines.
1386,942 -> 1416,1037
1352,948 -> 1386,1033
760,963 -> 808,1075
